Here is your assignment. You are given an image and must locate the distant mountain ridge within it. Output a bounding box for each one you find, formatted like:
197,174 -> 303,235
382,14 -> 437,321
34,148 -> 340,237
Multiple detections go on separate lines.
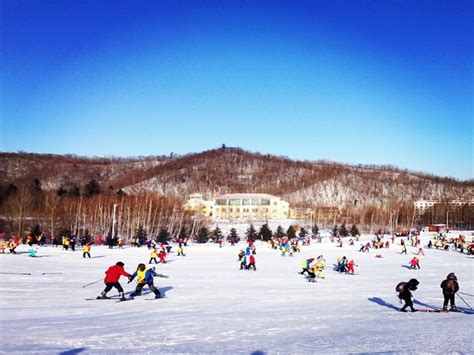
1,148 -> 472,208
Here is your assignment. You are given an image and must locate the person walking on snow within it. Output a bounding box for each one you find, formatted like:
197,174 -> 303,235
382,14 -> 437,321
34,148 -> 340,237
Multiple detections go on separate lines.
97,262 -> 131,300
409,257 -> 420,269
176,244 -> 186,256
83,243 -> 91,258
247,254 -> 256,271
128,263 -> 167,299
398,278 -> 419,312
149,249 -> 159,264
440,273 -> 460,311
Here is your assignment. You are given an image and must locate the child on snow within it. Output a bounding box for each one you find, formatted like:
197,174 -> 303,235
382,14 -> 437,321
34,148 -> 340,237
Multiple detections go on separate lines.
300,258 -> 314,275
149,249 -> 159,264
177,244 -> 186,256
128,263 -> 168,299
397,278 -> 419,312
409,257 -> 420,269
97,262 -> 131,300
440,273 -> 460,311
247,255 -> 256,271
83,244 -> 91,258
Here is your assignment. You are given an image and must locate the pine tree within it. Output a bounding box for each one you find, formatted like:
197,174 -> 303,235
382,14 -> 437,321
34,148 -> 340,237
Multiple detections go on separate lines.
227,228 -> 240,243
339,223 -> 349,237
245,224 -> 258,241
299,227 -> 308,239
157,227 -> 170,244
350,224 -> 360,237
197,226 -> 210,243
259,223 -> 273,241
274,225 -> 286,238
135,224 -> 147,246
332,225 -> 339,237
212,226 -> 223,241
286,225 -> 296,239
312,224 -> 319,236
84,179 -> 101,197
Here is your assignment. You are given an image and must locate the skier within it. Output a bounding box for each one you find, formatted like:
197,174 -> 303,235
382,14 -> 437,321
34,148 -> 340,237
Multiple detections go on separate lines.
300,258 -> 314,275
247,254 -> 256,271
417,247 -> 424,256
28,247 -> 37,257
440,273 -> 460,311
83,243 -> 91,258
409,257 -> 420,269
401,245 -> 407,254
347,259 -> 356,274
397,278 -> 419,312
128,263 -> 167,299
238,249 -> 245,261
7,240 -> 18,254
158,249 -> 167,263
149,249 -> 159,264
97,262 -> 131,301
337,256 -> 347,273
176,244 -> 186,256
240,255 -> 247,270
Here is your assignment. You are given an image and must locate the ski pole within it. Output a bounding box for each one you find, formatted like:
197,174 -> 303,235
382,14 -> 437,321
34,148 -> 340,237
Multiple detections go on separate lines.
459,291 -> 474,298
42,272 -> 62,275
457,293 -> 473,310
82,278 -> 102,288
0,272 -> 31,275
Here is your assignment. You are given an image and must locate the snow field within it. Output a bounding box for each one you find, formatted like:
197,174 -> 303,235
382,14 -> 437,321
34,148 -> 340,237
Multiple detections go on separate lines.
0,232 -> 473,354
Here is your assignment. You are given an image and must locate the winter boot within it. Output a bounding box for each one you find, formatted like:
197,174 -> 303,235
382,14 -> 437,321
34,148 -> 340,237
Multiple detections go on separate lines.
442,305 -> 448,311
450,305 -> 457,312
119,292 -> 126,301
97,292 -> 109,299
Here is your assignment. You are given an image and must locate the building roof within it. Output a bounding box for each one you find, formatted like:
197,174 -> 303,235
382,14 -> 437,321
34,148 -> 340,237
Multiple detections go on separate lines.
215,193 -> 281,200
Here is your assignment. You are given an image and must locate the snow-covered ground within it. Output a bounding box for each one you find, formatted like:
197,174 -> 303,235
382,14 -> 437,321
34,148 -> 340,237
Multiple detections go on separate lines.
0,232 -> 473,354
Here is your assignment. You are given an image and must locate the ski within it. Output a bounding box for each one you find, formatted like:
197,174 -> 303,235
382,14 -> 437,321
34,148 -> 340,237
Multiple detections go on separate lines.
116,298 -> 134,302
417,309 -> 448,313
85,298 -> 117,301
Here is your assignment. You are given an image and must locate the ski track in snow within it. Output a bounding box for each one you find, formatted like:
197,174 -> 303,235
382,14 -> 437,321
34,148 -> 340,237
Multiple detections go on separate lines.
0,231 -> 473,354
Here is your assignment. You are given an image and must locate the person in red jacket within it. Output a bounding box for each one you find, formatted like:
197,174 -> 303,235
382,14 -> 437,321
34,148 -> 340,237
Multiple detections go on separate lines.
97,261 -> 131,300
247,255 -> 256,271
347,259 -> 356,274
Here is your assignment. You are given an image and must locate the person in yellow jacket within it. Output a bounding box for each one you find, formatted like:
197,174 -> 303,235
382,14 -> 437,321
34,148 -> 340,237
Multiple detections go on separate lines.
128,263 -> 168,299
149,249 -> 159,264
83,243 -> 91,258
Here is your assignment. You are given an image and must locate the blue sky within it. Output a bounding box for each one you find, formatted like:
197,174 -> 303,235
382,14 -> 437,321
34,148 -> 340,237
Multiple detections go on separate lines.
1,0 -> 472,179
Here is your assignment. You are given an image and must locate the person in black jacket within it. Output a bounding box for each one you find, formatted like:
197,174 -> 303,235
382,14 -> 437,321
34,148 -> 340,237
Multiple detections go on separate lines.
440,273 -> 460,311
399,278 -> 419,312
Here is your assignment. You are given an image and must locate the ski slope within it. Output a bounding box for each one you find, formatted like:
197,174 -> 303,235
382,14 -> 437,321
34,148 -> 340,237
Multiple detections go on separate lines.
0,232 -> 473,354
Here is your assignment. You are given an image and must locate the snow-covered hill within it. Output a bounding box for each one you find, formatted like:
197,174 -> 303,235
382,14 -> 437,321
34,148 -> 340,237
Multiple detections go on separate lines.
0,231 -> 472,354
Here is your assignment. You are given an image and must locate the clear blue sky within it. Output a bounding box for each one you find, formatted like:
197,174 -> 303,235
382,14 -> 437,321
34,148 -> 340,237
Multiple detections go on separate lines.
1,0 -> 472,179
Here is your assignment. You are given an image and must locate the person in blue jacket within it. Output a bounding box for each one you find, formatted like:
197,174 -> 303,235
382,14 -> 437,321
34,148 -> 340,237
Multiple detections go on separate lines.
300,258 -> 314,275
128,263 -> 168,299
